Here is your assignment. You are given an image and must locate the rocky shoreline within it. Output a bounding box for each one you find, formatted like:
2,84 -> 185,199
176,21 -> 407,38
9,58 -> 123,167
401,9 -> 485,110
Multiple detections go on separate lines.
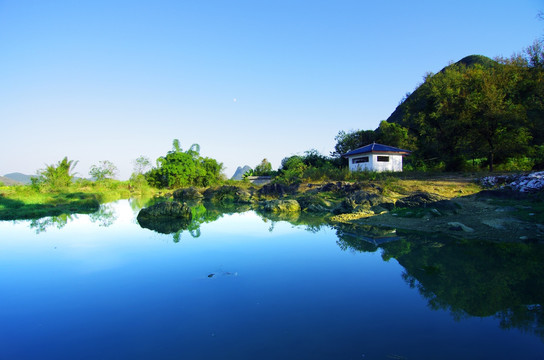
140,172 -> 543,243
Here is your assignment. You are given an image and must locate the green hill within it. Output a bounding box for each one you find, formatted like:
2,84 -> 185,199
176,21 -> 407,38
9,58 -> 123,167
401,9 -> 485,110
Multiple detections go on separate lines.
386,55 -> 497,126
3,172 -> 33,185
0,176 -> 22,186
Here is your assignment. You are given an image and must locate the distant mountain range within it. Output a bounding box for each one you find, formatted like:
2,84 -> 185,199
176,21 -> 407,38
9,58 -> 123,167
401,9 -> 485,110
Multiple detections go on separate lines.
0,175 -> 23,186
231,165 -> 252,180
1,172 -> 92,186
2,172 -> 33,185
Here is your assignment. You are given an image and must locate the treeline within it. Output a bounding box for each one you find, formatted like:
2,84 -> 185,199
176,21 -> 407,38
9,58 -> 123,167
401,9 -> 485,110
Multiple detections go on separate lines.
335,40 -> 544,172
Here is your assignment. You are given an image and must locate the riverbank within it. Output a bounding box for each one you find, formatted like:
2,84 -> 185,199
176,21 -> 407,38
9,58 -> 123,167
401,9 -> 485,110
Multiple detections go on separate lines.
0,183 -> 156,220
2,174 -> 543,243
156,173 -> 543,243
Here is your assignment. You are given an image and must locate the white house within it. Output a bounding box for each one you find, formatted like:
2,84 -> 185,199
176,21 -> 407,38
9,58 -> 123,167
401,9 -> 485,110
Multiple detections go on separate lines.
343,143 -> 411,172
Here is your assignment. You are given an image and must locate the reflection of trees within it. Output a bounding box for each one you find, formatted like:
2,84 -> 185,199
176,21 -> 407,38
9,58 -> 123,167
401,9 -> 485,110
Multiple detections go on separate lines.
89,204 -> 117,227
29,214 -> 75,234
340,231 -> 544,342
136,201 -> 252,242
334,223 -> 400,253
255,210 -> 331,234
129,196 -> 158,214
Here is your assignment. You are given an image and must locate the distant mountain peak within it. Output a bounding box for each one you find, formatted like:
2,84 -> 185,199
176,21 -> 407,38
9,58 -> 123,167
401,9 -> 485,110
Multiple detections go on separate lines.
231,165 -> 252,180
3,172 -> 34,185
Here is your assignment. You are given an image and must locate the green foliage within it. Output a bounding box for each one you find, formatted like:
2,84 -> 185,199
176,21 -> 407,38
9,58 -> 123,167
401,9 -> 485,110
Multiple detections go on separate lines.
253,158 -> 273,176
34,157 -> 78,189
133,156 -> 151,175
332,129 -> 377,158
334,40 -> 544,172
275,156 -> 307,185
145,139 -> 224,188
89,160 -> 118,181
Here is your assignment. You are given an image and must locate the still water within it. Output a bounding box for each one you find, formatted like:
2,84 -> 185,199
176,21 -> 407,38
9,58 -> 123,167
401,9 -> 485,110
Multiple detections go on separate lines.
0,200 -> 543,359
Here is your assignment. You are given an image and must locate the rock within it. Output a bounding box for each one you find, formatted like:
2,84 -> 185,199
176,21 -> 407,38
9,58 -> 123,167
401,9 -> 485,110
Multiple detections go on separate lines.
395,192 -> 447,209
297,194 -> 333,212
259,199 -> 301,213
173,187 -> 203,201
203,185 -> 252,203
480,171 -> 544,193
370,205 -> 389,215
258,183 -> 298,197
339,191 -> 394,212
481,219 -> 506,230
429,208 -> 442,217
137,201 -> 192,219
447,222 -> 474,233
137,201 -> 193,234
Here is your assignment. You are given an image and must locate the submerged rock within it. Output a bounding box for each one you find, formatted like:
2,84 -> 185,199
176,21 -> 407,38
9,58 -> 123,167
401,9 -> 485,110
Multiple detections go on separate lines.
259,199 -> 301,213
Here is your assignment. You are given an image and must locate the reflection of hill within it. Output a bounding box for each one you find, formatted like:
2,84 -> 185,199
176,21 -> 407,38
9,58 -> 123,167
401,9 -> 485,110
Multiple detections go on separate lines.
339,231 -> 544,341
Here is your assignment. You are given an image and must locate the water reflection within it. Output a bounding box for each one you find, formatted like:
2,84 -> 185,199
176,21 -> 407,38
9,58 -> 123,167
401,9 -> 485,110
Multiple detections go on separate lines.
337,229 -> 544,342
27,203 -> 119,233
88,203 -> 118,227
30,199 -> 542,342
136,201 -> 253,242
29,213 -> 76,234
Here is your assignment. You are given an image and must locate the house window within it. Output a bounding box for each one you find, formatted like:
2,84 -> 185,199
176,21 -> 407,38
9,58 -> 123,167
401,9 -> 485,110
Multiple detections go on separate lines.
377,156 -> 390,162
352,156 -> 369,164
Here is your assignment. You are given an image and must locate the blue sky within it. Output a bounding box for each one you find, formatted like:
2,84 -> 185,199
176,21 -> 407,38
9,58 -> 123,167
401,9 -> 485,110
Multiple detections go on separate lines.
0,0 -> 542,179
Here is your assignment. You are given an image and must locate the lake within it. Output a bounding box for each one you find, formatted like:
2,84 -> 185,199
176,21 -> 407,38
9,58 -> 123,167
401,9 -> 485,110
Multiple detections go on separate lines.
0,200 -> 543,359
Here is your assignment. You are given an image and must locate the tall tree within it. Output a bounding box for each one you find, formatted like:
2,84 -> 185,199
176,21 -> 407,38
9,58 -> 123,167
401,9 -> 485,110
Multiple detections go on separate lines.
36,157 -> 78,188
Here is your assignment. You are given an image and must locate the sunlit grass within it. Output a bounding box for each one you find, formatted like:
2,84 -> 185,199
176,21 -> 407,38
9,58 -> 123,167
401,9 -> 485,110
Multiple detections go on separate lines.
0,181 -> 159,220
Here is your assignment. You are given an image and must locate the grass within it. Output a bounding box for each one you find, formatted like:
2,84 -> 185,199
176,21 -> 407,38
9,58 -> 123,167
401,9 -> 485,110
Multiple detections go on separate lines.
0,181 -> 159,220
0,172 -> 490,221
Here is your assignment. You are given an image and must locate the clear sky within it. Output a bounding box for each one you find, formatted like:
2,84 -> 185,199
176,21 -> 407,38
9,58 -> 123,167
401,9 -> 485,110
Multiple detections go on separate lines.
0,0 -> 542,179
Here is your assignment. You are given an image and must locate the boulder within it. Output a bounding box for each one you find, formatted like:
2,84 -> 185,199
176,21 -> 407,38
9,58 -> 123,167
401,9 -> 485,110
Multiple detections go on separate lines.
173,187 -> 203,201
447,222 -> 474,233
395,192 -> 447,208
203,185 -> 252,203
137,201 -> 192,220
297,194 -> 334,212
259,199 -> 301,213
137,201 -> 193,234
258,183 -> 298,197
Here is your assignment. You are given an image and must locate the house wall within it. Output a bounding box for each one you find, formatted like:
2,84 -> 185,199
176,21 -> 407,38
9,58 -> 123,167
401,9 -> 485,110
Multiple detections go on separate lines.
348,153 -> 403,172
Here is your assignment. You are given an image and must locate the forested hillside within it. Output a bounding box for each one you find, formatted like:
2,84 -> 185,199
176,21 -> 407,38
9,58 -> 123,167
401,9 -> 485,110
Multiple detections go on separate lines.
335,40 -> 544,171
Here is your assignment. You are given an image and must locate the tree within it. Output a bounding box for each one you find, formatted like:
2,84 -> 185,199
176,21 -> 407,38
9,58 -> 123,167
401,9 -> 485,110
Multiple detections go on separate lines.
460,65 -> 530,171
133,156 -> 151,175
376,121 -> 415,150
89,160 -> 118,181
332,129 -> 378,157
276,156 -> 306,185
35,157 -> 78,189
253,159 -> 273,176
146,139 -> 224,188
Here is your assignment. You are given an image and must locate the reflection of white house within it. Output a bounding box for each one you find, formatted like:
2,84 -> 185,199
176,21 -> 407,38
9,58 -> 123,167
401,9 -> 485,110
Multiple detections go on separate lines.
343,143 -> 411,172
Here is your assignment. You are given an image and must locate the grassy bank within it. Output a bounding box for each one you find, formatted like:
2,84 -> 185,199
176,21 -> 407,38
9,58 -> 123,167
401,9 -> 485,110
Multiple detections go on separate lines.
0,181 -> 157,220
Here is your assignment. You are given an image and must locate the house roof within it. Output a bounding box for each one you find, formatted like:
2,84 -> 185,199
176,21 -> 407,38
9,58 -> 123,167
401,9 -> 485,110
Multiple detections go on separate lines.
343,143 -> 411,157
